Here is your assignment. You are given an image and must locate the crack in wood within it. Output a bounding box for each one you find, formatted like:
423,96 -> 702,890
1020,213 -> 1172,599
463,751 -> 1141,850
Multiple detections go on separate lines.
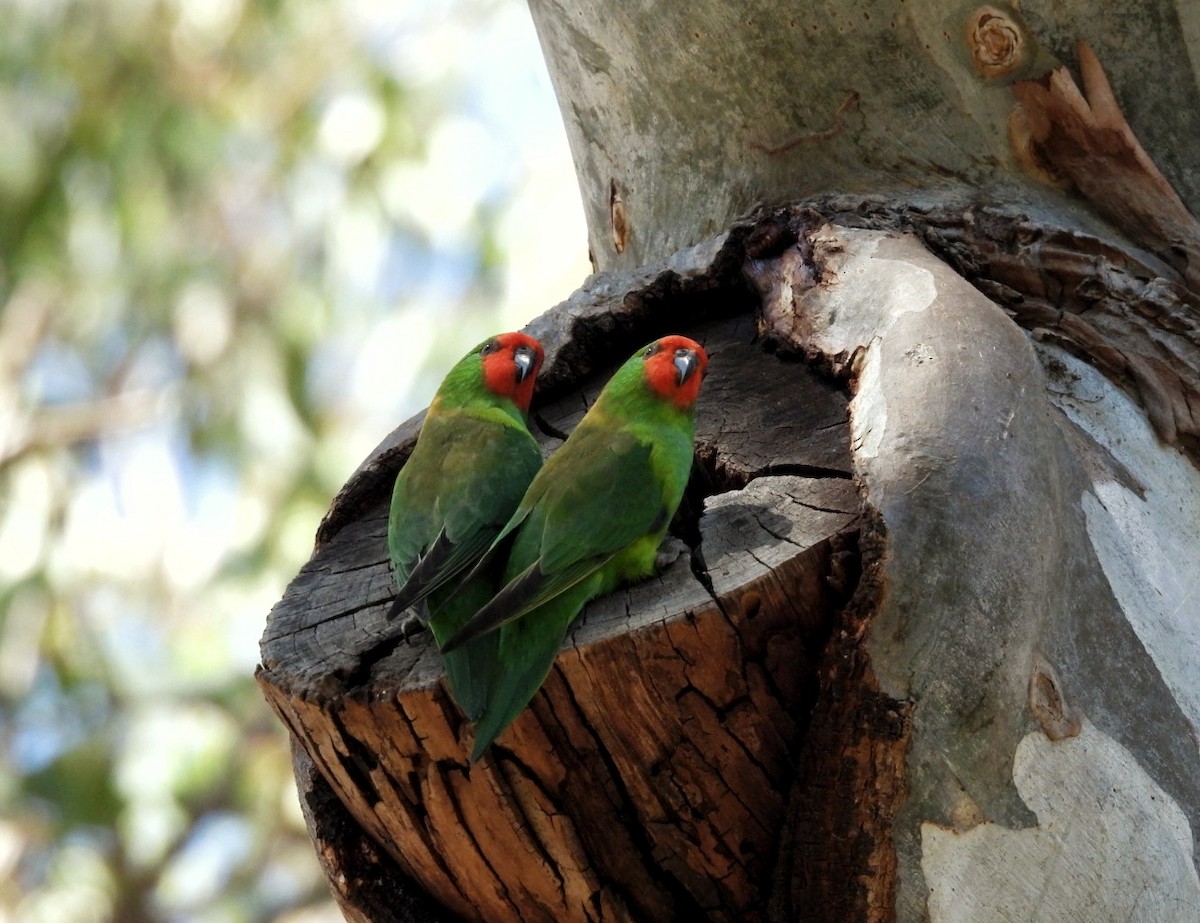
438,761 -> 520,919
370,759 -> 471,912
676,683 -> 782,804
495,756 -> 578,909
328,709 -> 384,808
531,412 -> 571,442
547,659 -> 709,920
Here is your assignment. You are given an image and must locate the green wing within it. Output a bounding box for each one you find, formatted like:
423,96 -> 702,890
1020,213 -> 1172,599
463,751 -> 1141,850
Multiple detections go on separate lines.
387,467 -> 433,587
440,426 -> 667,652
535,426 -> 671,575
388,414 -> 541,620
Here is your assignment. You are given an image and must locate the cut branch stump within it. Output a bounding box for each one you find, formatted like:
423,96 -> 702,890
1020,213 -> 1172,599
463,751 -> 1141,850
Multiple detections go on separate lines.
259,306 -> 862,922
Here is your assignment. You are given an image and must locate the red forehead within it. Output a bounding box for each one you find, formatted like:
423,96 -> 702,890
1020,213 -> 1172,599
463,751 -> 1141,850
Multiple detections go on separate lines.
643,336 -> 708,409
481,332 -> 544,410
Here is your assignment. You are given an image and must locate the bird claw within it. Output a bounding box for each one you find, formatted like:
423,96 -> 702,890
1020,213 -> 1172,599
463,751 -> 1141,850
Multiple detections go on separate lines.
397,614 -> 428,645
654,537 -> 688,572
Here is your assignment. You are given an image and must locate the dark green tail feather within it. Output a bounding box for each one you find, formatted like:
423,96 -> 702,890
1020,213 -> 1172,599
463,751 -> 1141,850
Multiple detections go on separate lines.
429,579 -> 498,722
468,584 -> 591,762
469,632 -> 562,762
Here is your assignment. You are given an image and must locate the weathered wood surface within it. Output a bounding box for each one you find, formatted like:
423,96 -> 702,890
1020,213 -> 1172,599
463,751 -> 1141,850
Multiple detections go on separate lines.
289,740 -> 447,923
259,297 -> 861,921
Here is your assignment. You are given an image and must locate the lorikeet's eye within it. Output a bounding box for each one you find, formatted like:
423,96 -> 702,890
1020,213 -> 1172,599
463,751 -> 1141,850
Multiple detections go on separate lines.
480,339 -> 500,356
643,343 -> 658,359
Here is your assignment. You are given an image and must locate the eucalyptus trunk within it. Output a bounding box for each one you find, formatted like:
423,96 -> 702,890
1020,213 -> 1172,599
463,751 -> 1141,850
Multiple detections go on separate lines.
258,3 -> 1200,920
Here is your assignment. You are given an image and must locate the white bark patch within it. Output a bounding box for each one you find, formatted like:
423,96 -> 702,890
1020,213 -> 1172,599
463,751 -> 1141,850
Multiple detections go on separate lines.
806,229 -> 938,355
851,342 -> 886,461
806,229 -> 940,464
922,720 -> 1200,922
1084,489 -> 1200,735
1038,344 -> 1200,739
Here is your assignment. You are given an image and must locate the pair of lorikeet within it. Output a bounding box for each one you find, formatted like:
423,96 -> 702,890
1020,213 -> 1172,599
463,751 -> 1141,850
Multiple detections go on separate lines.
386,332 -> 708,761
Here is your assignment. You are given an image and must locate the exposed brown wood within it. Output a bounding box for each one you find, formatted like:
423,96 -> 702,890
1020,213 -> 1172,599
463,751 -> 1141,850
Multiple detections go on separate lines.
290,741 -> 447,923
769,517 -> 911,923
1012,42 -> 1200,292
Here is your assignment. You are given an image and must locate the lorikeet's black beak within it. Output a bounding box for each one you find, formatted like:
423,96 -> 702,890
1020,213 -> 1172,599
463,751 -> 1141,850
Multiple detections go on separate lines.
513,344 -> 537,383
673,347 -> 699,385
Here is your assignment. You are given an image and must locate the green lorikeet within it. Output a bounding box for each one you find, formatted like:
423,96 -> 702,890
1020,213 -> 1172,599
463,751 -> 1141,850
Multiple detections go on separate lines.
387,331 -> 544,720
442,334 -> 708,761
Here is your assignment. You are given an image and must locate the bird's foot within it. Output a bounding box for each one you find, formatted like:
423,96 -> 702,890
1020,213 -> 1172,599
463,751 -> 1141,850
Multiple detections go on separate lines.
397,614 -> 428,644
654,537 -> 688,572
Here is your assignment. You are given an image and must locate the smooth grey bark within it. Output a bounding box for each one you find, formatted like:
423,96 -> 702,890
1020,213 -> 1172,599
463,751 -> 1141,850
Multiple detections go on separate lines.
529,0 -> 1200,272
751,224 -> 1200,920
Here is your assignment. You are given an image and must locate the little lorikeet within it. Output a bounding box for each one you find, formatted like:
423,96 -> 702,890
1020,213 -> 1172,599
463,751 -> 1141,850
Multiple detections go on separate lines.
387,331 -> 544,720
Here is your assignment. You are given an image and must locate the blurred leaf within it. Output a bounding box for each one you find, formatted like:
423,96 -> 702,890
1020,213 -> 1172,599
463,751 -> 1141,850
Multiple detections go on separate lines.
23,740 -> 122,830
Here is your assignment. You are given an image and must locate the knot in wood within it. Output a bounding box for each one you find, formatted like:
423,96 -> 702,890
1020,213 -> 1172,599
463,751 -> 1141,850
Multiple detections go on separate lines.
966,7 -> 1026,79
1028,658 -> 1083,741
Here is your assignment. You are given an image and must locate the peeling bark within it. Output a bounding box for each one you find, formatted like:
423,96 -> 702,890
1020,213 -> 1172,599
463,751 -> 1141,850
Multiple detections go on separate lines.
911,206 -> 1200,457
1012,42 -> 1200,290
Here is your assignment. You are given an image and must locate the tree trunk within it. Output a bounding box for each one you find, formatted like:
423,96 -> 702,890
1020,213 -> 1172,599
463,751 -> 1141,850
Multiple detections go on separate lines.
258,3 -> 1200,921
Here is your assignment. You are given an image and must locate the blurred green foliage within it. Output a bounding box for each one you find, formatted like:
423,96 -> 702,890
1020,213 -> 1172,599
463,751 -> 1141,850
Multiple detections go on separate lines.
0,0 -> 588,920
